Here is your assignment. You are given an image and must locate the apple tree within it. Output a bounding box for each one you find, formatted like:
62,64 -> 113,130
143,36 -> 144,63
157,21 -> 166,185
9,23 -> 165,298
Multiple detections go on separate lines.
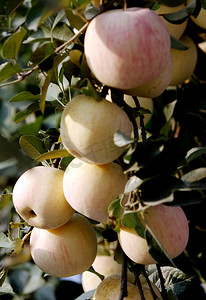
0,0 -> 206,299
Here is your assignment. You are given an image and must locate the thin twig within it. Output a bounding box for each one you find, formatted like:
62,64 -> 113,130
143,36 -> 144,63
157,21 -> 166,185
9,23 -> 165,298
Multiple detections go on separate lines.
156,264 -> 168,300
142,267 -> 158,300
119,252 -> 128,300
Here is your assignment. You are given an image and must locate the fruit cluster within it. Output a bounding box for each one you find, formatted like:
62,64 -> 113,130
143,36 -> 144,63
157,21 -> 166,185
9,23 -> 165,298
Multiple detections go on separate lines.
11,1 -> 205,296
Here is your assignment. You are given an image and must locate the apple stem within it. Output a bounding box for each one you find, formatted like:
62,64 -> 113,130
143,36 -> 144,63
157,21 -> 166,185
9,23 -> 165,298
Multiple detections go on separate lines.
142,267 -> 158,300
119,251 -> 128,300
132,96 -> 147,142
156,264 -> 168,300
135,274 -> 146,300
123,0 -> 127,11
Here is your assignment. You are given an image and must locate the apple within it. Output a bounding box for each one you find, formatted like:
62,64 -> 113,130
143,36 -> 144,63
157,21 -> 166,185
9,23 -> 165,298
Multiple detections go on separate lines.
30,213 -> 97,277
154,3 -> 188,40
124,95 -> 153,127
12,166 -> 74,229
60,94 -> 132,165
63,158 -> 127,223
125,54 -> 173,98
190,7 -> 206,29
84,8 -> 171,90
198,41 -> 206,54
82,255 -> 122,292
169,35 -> 198,86
119,204 -> 189,265
93,274 -> 163,300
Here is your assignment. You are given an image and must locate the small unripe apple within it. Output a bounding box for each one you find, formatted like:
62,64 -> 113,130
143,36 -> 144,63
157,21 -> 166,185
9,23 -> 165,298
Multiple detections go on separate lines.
12,166 -> 74,229
119,204 -> 189,265
169,35 -> 198,86
84,8 -> 171,90
63,158 -> 127,223
191,7 -> 206,29
93,274 -> 163,300
125,54 -> 173,98
60,94 -> 132,164
154,4 -> 188,39
30,213 -> 97,277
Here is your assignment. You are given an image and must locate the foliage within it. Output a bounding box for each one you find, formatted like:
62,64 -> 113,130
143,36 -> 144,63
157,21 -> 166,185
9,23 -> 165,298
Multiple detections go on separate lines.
0,0 -> 206,299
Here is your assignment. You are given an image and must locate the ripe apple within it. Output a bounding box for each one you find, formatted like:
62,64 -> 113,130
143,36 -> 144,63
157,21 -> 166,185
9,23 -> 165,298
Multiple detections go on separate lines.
12,166 -> 74,229
125,54 -> 173,98
169,35 -> 198,86
63,158 -> 127,223
82,255 -> 122,292
190,7 -> 206,29
119,204 -> 189,265
93,274 -> 163,300
154,3 -> 188,39
124,95 -> 153,127
60,94 -> 132,165
30,213 -> 97,277
84,8 -> 171,90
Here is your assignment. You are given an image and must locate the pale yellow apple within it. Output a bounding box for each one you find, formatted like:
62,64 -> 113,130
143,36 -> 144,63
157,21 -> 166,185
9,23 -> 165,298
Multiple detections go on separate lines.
191,7 -> 206,29
60,94 -> 132,164
124,95 -> 153,127
84,8 -> 171,90
198,41 -> 206,54
154,3 -> 188,39
12,166 -> 74,229
169,35 -> 198,86
30,213 -> 97,277
119,204 -> 189,265
82,255 -> 122,292
63,158 -> 127,223
93,274 -> 163,300
125,54 -> 173,98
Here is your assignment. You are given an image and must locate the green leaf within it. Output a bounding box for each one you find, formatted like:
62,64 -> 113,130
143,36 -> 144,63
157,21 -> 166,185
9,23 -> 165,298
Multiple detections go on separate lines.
182,167 -> 206,182
0,62 -> 21,83
70,49 -> 83,67
80,78 -> 102,101
0,233 -> 11,249
113,130 -> 134,147
19,135 -> 45,159
65,9 -> 86,30
0,269 -> 8,288
52,22 -> 74,42
0,282 -> 15,296
157,0 -> 187,7
201,0 -> 206,9
14,103 -> 40,124
0,190 -> 11,209
170,36 -> 189,50
6,0 -> 24,16
124,176 -> 143,194
121,212 -> 145,238
108,197 -> 122,232
35,149 -> 71,161
1,26 -> 26,60
145,229 -> 176,266
185,146 -> 206,163
9,91 -> 40,102
63,59 -> 80,82
30,42 -> 55,66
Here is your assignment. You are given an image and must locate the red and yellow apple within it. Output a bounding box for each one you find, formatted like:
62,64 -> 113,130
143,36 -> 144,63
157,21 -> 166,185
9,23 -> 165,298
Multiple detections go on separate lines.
93,274 -> 163,300
63,158 -> 127,223
169,35 -> 198,86
60,94 -> 132,164
125,54 -> 173,98
119,204 -> 189,265
30,213 -> 97,277
12,166 -> 74,229
84,8 -> 171,90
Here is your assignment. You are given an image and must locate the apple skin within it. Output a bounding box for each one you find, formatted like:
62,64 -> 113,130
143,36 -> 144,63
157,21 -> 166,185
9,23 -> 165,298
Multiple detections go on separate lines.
30,213 -> 97,278
63,158 -> 127,223
119,204 -> 189,265
125,54 -> 173,98
82,255 -> 122,292
169,35 -> 198,86
191,7 -> 206,29
60,95 -> 132,165
154,4 -> 188,40
93,274 -> 163,300
84,8 -> 171,90
12,166 -> 74,229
